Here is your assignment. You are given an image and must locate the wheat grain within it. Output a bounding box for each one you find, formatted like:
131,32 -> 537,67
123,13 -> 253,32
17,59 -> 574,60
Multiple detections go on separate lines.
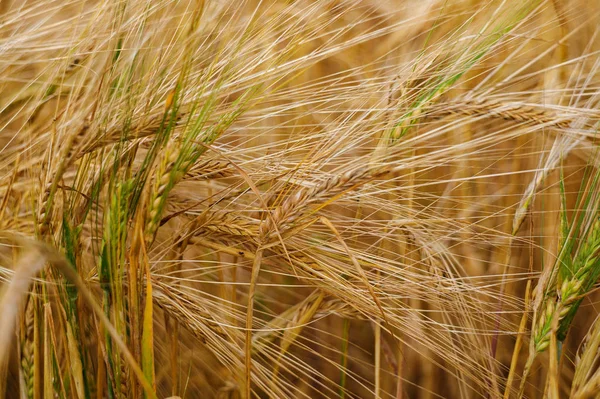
433,98 -> 598,130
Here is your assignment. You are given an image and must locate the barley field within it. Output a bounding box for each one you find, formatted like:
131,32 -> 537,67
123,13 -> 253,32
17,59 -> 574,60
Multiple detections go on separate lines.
1,0 -> 600,398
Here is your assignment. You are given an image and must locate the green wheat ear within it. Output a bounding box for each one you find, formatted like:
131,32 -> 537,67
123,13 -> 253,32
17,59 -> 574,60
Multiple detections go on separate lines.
532,164 -> 600,355
557,216 -> 600,341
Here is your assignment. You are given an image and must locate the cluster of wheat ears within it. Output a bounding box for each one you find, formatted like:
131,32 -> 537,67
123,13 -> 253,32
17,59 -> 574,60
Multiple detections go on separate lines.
1,0 -> 600,398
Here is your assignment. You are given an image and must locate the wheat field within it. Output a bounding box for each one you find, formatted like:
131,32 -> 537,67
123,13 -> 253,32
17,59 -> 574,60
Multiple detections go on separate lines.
1,0 -> 600,398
